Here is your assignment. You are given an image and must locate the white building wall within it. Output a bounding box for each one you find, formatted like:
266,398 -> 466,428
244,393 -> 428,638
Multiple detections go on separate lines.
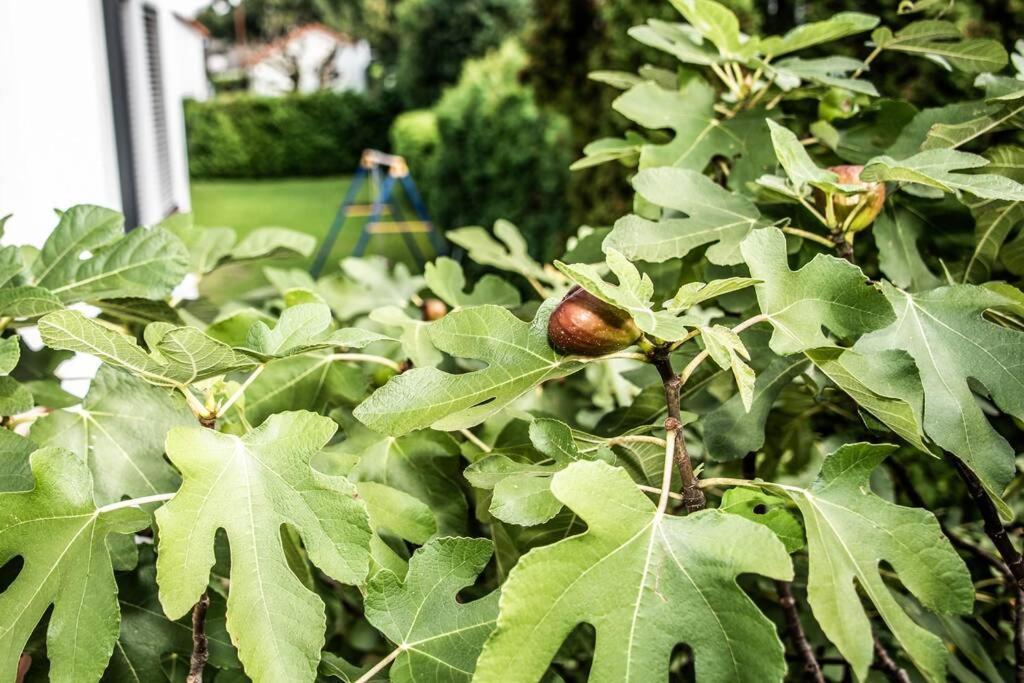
0,0 -> 123,247
0,0 -> 209,244
165,15 -> 211,219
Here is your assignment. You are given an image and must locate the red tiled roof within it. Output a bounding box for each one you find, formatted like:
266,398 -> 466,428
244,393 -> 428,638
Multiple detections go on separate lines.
174,13 -> 211,37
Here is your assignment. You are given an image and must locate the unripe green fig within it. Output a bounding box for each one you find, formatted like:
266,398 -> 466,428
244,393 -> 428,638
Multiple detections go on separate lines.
814,165 -> 886,234
547,286 -> 641,356
817,88 -> 870,122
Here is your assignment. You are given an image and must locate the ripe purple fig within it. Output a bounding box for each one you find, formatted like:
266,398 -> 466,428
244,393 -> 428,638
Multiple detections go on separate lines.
814,165 -> 886,234
422,298 -> 448,321
547,286 -> 641,356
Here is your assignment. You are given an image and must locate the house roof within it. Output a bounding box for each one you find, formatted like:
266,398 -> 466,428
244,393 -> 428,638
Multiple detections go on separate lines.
243,23 -> 354,67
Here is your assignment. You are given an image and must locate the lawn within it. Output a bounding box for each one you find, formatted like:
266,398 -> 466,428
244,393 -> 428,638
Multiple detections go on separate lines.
190,176 -> 438,273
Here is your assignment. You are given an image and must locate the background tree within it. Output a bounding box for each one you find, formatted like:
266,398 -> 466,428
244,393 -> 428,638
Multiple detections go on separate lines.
394,0 -> 530,108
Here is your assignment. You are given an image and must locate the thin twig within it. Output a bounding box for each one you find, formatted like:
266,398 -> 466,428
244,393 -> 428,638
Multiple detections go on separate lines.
187,402 -> 217,683
776,580 -> 825,682
652,353 -> 704,512
1015,586 -> 1024,683
739,448 -> 824,682
872,637 -> 911,683
947,455 -> 1024,590
887,459 -> 1008,575
186,592 -> 211,683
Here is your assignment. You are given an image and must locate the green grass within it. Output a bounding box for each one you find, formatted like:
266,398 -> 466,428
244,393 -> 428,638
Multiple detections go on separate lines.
190,175 -> 437,273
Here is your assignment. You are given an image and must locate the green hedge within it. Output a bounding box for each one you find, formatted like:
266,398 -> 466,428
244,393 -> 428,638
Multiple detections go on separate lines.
391,42 -> 571,260
185,90 -> 401,178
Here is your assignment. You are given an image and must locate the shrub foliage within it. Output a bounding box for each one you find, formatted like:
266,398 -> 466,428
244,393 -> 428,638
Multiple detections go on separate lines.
392,42 -> 572,258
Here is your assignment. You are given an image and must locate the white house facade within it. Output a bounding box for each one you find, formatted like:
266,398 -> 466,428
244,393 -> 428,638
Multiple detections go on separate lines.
0,0 -> 210,248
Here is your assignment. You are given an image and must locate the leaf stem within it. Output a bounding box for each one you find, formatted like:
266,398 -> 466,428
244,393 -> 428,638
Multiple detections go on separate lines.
679,314 -> 768,385
796,194 -> 830,228
781,226 -> 836,249
589,351 -> 649,363
697,477 -> 758,490
668,328 -> 701,352
354,645 -> 406,683
95,492 -> 175,514
710,62 -> 741,96
526,276 -> 550,299
215,364 -> 265,418
655,418 -> 679,514
179,386 -> 213,421
652,352 -> 704,513
606,435 -> 668,449
459,428 -> 491,453
187,592 -> 211,683
328,353 -> 403,372
852,46 -> 881,79
637,483 -> 684,502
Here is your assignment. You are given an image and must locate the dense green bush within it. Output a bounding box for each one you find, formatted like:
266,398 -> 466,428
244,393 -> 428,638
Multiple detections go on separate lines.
185,90 -> 400,178
394,0 -> 530,108
389,108 -> 440,196
391,42 -> 572,259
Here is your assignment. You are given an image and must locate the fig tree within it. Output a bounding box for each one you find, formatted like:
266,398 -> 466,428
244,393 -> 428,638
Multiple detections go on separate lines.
814,165 -> 885,234
547,286 -> 641,356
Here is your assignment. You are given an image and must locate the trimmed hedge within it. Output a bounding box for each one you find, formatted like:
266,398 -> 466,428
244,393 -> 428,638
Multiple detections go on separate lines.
185,90 -> 401,178
391,42 -> 571,260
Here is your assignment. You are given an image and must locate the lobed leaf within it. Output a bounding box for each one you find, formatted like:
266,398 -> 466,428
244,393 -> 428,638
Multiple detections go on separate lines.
770,443 -> 973,682
740,227 -> 894,354
475,460 -> 793,682
31,365 -> 193,504
354,304 -> 583,435
155,411 -> 372,682
605,167 -> 770,265
364,538 -> 499,682
0,448 -> 150,682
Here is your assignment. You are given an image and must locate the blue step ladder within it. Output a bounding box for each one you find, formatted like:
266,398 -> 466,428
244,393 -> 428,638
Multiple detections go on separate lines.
310,149 -> 445,277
